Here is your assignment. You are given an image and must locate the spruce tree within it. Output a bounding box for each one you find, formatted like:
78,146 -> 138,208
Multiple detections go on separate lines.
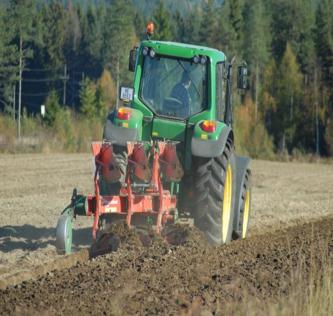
218,0 -> 244,57
243,0 -> 271,120
198,0 -> 217,47
0,7 -> 17,110
315,0 -> 333,156
153,1 -> 173,41
228,0 -> 244,45
44,90 -> 61,126
296,0 -> 316,75
6,0 -> 37,137
98,69 -> 116,110
133,10 -> 146,40
102,0 -> 135,86
80,78 -> 96,118
275,44 -> 302,152
41,1 -> 67,70
64,0 -> 81,64
270,0 -> 315,69
182,8 -> 201,44
95,84 -> 106,119
315,0 -> 333,79
173,10 -> 185,43
79,4 -> 103,77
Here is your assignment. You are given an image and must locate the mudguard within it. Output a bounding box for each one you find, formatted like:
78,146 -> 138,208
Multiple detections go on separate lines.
103,109 -> 143,146
233,155 -> 251,234
191,122 -> 232,158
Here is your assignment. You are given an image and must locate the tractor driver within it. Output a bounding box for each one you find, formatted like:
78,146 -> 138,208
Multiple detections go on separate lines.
170,71 -> 192,116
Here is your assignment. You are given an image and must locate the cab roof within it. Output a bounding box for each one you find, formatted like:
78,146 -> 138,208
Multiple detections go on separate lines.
141,40 -> 226,64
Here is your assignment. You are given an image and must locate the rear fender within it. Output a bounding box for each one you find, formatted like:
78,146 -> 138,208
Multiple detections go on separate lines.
103,108 -> 143,145
233,155 -> 251,233
191,120 -> 233,158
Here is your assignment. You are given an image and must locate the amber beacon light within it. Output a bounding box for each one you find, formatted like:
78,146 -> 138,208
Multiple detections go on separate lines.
146,22 -> 154,37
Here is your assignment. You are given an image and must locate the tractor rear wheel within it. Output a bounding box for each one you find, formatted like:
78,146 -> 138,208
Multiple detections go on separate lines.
192,140 -> 236,245
233,170 -> 251,239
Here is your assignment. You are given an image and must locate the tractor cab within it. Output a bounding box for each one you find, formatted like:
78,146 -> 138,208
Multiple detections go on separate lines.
125,39 -> 228,153
126,25 -> 247,147
128,40 -> 226,125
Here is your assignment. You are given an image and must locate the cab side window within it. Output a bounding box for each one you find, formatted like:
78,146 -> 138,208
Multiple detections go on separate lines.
216,62 -> 225,121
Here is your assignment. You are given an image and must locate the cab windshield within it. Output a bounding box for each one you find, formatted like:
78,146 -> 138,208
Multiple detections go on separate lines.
140,55 -> 208,119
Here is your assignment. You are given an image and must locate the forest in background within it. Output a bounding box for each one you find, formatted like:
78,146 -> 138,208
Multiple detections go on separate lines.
0,0 -> 332,158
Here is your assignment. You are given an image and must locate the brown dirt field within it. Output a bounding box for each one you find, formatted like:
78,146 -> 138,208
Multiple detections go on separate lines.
0,217 -> 332,315
0,154 -> 332,314
0,154 -> 94,280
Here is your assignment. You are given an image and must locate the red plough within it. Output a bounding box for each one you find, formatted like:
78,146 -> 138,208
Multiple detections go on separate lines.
87,141 -> 181,240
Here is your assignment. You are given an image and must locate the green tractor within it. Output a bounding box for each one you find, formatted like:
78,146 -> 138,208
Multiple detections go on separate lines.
56,24 -> 251,254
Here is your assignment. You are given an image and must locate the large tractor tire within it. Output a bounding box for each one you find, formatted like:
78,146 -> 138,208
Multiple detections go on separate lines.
192,140 -> 236,245
233,170 -> 251,239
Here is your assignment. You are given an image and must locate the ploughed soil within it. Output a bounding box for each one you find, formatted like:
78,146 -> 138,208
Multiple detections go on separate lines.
0,217 -> 332,315
0,154 -> 332,314
0,154 -> 332,280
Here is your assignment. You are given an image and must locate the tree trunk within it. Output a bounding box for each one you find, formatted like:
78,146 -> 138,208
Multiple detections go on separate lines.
255,62 -> 259,121
18,35 -> 23,140
290,93 -> 293,121
281,133 -> 286,153
116,58 -> 119,109
13,84 -> 16,122
63,63 -> 67,105
314,66 -> 319,155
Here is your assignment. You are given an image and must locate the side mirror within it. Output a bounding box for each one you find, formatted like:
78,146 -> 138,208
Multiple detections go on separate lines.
128,48 -> 137,72
119,86 -> 134,102
237,64 -> 248,89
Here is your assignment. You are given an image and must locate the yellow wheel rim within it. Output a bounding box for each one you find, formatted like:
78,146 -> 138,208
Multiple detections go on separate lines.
242,189 -> 250,238
222,164 -> 232,243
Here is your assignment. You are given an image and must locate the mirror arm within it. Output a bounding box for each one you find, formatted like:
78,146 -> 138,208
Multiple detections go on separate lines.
128,46 -> 138,72
237,61 -> 248,89
225,61 -> 233,127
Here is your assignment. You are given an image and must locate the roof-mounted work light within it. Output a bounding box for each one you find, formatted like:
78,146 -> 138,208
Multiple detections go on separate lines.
142,46 -> 149,56
149,49 -> 156,58
193,55 -> 200,64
